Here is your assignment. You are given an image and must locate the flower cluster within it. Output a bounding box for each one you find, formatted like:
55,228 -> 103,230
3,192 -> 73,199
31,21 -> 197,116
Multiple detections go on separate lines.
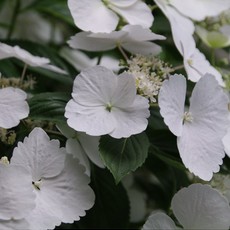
127,54 -> 172,102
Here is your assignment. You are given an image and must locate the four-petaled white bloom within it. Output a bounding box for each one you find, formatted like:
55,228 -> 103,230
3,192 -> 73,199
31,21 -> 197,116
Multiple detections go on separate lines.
142,184 -> 230,230
0,42 -> 67,74
10,127 -> 95,230
0,87 -> 29,129
67,0 -> 153,33
158,74 -> 229,180
68,25 -> 165,55
65,65 -> 150,138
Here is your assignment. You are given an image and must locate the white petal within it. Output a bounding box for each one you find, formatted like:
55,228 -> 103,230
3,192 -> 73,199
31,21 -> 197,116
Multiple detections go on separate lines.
26,156 -> 95,229
142,212 -> 178,230
109,0 -> 153,28
40,63 -> 67,75
0,219 -> 30,230
169,0 -> 230,21
67,31 -> 120,51
70,66 -> 118,106
64,128 -> 104,175
0,87 -> 29,129
110,0 -> 138,8
66,138 -> 91,176
109,95 -> 150,138
178,74 -> 229,180
122,41 -> 162,55
0,43 -> 49,66
78,132 -> 104,168
122,25 -> 165,42
99,55 -> 120,73
158,74 -> 186,136
65,102 -> 116,136
172,184 -> 230,229
11,127 -> 66,181
60,47 -> 98,71
111,72 -> 136,107
58,123 -> 103,169
154,1 -> 195,56
68,0 -> 118,33
0,164 -> 35,220
0,42 -> 66,73
223,126 -> 230,157
184,48 -> 224,86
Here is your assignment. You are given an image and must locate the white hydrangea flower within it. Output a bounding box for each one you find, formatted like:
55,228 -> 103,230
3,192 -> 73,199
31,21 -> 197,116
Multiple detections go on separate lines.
0,87 -> 29,129
0,42 -> 67,74
67,24 -> 165,55
158,74 -> 229,180
10,127 -> 95,230
67,0 -> 153,33
142,184 -> 230,230
154,0 -> 225,86
57,123 -> 105,176
65,66 -> 150,138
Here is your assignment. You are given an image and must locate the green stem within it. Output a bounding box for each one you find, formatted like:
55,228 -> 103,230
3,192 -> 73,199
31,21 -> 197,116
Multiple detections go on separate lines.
7,0 -> 20,39
169,64 -> 184,73
20,63 -> 28,84
117,44 -> 129,62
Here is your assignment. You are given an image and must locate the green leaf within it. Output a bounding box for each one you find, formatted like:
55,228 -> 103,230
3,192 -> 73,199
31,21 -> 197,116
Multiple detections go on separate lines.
99,133 -> 150,184
28,92 -> 70,122
78,166 -> 130,229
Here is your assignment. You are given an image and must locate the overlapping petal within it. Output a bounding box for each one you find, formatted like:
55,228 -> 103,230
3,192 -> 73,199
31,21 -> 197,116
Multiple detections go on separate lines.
109,0 -> 153,29
67,0 -> 153,33
68,0 -> 118,33
68,25 -> 165,55
57,123 -> 104,175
